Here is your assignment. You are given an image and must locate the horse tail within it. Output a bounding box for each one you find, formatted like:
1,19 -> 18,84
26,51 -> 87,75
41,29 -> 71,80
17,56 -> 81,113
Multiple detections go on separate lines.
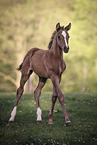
17,63 -> 23,71
17,51 -> 28,71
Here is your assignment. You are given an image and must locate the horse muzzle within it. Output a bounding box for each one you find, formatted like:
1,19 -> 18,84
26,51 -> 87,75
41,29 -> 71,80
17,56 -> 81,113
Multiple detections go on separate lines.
64,46 -> 69,53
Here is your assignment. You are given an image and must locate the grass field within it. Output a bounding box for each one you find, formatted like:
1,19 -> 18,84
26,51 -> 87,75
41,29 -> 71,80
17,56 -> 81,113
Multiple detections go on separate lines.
0,91 -> 97,145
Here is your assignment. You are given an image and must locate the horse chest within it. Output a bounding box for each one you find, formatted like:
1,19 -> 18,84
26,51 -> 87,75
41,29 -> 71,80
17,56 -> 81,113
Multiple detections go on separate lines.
44,52 -> 66,77
59,62 -> 62,75
55,58 -> 66,75
52,59 -> 65,76
58,61 -> 66,75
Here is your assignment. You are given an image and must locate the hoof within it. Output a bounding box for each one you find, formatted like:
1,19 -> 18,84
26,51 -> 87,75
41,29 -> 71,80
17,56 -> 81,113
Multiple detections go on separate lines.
9,120 -> 14,123
65,121 -> 72,126
37,120 -> 42,124
48,119 -> 53,124
9,117 -> 14,122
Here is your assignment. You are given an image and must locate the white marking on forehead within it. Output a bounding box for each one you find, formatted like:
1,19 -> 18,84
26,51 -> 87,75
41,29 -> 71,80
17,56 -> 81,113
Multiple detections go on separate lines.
62,31 -> 66,38
62,31 -> 68,48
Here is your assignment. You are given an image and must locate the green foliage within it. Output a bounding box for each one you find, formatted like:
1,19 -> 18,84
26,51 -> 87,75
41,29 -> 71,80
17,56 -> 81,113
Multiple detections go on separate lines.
0,92 -> 97,144
0,0 -> 97,92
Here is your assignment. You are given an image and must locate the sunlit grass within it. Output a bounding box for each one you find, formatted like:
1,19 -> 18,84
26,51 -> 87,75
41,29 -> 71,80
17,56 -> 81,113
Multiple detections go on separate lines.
0,91 -> 97,144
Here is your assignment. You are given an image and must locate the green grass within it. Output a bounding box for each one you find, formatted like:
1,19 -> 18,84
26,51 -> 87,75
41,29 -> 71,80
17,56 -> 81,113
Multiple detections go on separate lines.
0,91 -> 97,145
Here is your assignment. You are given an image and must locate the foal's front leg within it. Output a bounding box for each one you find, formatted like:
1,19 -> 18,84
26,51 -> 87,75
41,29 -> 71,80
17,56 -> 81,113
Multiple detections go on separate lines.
50,74 -> 71,126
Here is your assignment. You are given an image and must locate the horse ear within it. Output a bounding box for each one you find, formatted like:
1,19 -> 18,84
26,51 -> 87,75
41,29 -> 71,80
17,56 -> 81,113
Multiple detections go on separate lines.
56,23 -> 60,31
65,23 -> 71,31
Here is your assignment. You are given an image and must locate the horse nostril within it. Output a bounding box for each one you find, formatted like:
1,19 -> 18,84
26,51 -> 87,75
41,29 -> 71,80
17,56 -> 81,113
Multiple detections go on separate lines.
64,46 -> 67,49
64,46 -> 69,53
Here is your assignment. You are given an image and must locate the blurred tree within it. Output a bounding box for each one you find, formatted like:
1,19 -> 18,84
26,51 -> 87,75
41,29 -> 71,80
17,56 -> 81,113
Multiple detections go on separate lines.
0,0 -> 97,92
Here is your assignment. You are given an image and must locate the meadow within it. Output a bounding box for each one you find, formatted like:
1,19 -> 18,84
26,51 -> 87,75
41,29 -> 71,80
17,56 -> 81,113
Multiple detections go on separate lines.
0,91 -> 97,145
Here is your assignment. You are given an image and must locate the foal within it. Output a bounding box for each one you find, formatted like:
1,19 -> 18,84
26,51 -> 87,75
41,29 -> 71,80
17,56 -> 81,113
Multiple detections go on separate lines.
9,22 -> 71,126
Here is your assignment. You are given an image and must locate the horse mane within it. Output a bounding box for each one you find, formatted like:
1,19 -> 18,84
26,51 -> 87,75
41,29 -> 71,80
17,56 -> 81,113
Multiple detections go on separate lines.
48,26 -> 64,49
48,30 -> 57,49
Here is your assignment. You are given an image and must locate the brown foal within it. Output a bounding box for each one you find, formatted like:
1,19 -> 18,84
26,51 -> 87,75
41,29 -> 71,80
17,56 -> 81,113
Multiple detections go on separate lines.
9,22 -> 72,126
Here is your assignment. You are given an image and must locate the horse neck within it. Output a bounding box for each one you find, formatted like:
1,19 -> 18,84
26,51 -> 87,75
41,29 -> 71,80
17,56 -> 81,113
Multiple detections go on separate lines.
50,35 -> 63,59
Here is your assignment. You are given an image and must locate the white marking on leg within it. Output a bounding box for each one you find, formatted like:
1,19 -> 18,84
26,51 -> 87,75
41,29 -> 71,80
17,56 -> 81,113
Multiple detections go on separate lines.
62,31 -> 68,48
37,107 -> 42,121
9,106 -> 17,122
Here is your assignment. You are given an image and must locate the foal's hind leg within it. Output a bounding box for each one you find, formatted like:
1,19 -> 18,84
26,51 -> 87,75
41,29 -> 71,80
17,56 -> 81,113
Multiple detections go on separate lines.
34,77 -> 47,123
9,69 -> 33,122
49,76 -> 62,124
49,86 -> 57,124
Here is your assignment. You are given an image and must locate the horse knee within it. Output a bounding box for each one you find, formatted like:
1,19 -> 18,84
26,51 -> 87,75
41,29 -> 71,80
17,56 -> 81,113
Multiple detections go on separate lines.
58,96 -> 64,104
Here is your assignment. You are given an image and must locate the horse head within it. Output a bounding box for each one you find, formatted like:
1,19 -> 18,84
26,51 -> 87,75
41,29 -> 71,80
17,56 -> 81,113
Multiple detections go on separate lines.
56,22 -> 71,53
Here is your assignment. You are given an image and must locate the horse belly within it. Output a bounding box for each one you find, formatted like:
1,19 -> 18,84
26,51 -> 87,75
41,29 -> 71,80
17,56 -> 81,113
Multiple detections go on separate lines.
30,51 -> 48,78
